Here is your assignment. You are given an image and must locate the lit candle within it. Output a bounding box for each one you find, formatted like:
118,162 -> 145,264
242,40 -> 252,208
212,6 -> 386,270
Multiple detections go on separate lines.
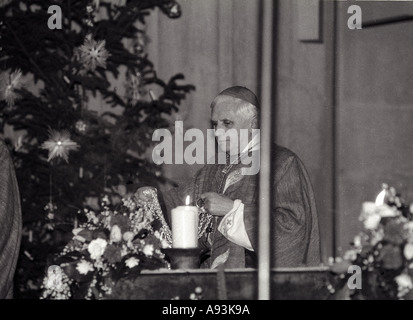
375,184 -> 388,206
171,195 -> 198,248
28,230 -> 33,243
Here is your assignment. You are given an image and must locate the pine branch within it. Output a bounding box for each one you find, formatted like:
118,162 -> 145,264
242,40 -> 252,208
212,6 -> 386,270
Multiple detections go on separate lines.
4,20 -> 54,88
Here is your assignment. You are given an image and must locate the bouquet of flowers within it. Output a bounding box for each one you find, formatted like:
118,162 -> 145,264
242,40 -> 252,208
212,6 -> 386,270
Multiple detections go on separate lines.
40,189 -> 172,300
330,184 -> 413,300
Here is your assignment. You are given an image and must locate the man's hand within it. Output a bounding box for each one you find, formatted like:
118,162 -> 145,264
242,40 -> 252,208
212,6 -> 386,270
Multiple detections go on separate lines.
133,186 -> 156,202
200,192 -> 234,216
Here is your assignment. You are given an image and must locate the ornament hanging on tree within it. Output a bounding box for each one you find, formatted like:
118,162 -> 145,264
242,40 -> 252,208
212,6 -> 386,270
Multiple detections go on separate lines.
78,34 -> 111,72
44,201 -> 57,230
135,31 -> 150,57
161,1 -> 182,19
75,119 -> 88,134
126,71 -> 144,102
84,2 -> 97,28
41,129 -> 79,163
0,69 -> 23,107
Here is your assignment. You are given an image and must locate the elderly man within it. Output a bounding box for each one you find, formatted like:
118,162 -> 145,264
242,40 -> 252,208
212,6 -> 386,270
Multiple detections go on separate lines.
137,86 -> 321,269
0,138 -> 22,298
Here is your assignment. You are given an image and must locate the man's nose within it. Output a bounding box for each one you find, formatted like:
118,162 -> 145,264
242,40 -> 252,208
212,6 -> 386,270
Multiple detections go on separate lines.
214,125 -> 227,136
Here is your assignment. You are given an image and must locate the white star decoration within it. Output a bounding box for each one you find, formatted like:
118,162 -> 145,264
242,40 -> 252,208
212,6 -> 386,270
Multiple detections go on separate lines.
0,69 -> 23,107
41,130 -> 79,163
78,34 -> 110,71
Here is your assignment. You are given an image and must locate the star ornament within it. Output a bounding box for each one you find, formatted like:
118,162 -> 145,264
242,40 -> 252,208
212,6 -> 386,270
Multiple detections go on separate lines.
41,130 -> 79,163
0,69 -> 23,107
78,34 -> 110,71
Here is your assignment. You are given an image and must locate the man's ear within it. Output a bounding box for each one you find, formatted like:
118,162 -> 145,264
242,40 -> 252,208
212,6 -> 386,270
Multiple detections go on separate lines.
250,118 -> 258,129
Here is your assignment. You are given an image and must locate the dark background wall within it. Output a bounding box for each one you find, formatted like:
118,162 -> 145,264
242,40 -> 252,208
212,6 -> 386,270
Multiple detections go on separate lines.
335,1 -> 413,255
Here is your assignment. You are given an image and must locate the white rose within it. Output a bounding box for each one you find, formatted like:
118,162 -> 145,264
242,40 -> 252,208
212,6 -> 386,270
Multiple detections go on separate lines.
76,260 -> 94,275
125,257 -> 140,268
370,229 -> 384,246
395,274 -> 413,295
161,239 -> 170,248
360,202 -> 377,218
364,214 -> 381,230
404,243 -> 413,260
110,225 -> 122,243
143,244 -> 154,256
123,231 -> 134,242
88,238 -> 107,260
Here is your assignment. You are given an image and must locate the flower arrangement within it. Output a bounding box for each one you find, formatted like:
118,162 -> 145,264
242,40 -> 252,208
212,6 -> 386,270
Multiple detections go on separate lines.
330,184 -> 413,300
40,189 -> 172,300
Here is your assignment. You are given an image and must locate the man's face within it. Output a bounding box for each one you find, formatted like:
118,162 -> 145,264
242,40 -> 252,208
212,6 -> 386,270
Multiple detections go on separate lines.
211,96 -> 252,155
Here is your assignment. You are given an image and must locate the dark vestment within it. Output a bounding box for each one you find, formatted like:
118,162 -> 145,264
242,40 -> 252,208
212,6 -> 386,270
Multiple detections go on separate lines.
163,144 -> 321,269
0,139 -> 22,298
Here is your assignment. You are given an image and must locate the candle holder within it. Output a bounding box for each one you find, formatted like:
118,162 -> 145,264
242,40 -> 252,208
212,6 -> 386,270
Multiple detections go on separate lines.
162,248 -> 202,269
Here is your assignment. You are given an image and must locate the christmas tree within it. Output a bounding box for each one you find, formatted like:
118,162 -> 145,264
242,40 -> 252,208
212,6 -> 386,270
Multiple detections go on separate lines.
0,0 -> 194,298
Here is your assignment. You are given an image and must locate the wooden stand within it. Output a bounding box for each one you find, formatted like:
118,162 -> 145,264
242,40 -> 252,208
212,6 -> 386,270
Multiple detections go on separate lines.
108,267 -> 336,300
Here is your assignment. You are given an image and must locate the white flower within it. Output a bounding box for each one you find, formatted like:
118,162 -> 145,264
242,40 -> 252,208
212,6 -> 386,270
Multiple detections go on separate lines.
364,214 -> 381,230
404,243 -> 413,260
125,257 -> 139,268
360,202 -> 381,230
88,238 -> 107,260
376,204 -> 399,218
395,274 -> 413,298
86,211 -> 99,224
123,231 -> 134,242
161,239 -> 170,248
370,228 -> 384,246
143,244 -> 154,256
122,197 -> 137,211
76,260 -> 94,275
44,266 -> 63,291
395,274 -> 412,288
110,225 -> 122,243
121,245 -> 129,257
343,249 -> 358,262
361,202 -> 377,217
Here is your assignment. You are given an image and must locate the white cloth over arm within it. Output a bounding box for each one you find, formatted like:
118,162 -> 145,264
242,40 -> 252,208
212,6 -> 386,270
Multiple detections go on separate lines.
217,199 -> 253,251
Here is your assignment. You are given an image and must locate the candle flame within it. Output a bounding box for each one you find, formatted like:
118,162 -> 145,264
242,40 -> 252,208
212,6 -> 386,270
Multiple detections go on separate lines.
185,195 -> 190,206
375,189 -> 386,206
